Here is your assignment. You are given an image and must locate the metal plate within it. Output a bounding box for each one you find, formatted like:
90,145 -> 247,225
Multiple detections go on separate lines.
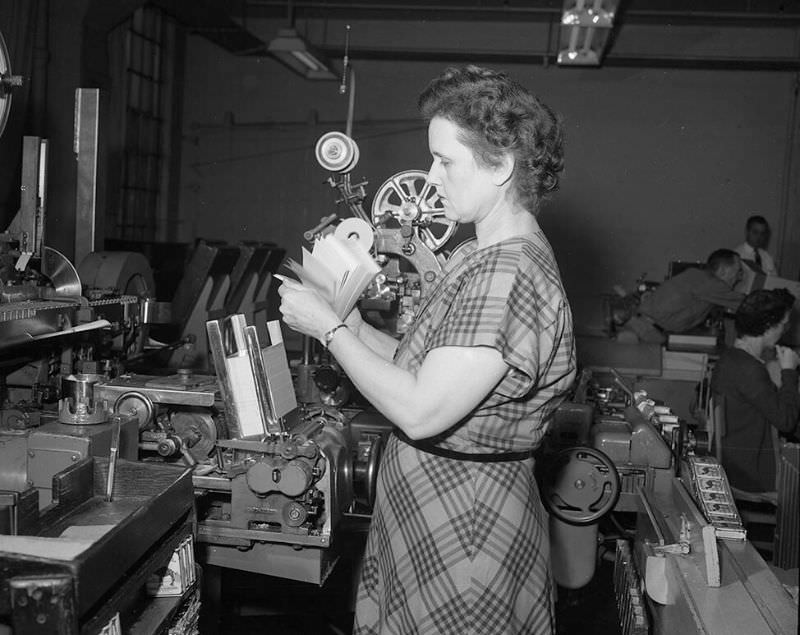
41,246 -> 82,298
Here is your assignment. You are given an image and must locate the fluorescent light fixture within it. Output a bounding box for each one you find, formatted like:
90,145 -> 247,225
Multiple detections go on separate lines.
557,0 -> 618,67
268,28 -> 337,80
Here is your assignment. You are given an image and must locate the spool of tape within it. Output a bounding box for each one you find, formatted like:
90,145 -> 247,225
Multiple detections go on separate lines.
315,131 -> 358,173
334,217 -> 374,252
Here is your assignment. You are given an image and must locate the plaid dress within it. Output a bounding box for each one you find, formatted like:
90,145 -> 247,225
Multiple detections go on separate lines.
354,234 -> 576,635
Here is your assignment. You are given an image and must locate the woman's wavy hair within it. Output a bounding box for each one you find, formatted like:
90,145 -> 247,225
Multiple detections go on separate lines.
734,288 -> 795,337
418,65 -> 565,215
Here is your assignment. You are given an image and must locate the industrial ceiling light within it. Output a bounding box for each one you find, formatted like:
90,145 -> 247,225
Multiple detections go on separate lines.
268,27 -> 337,80
557,0 -> 618,66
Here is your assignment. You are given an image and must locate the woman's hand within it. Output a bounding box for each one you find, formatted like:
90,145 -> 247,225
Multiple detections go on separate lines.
776,345 -> 800,371
278,282 -> 341,342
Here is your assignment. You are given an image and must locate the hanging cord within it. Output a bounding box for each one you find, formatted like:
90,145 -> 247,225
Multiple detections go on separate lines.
339,24 -> 351,95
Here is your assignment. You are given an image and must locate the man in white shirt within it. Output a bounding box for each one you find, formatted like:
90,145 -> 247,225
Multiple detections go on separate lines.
734,215 -> 778,276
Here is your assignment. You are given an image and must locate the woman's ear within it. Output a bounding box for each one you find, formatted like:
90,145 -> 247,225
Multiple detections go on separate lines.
493,153 -> 515,187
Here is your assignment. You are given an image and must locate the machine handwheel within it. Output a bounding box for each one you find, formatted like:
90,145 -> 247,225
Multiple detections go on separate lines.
370,170 -> 457,252
541,446 -> 621,525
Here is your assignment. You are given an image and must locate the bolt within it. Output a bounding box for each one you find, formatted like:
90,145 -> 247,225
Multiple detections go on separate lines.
17,596 -> 27,606
424,271 -> 436,283
36,614 -> 46,624
574,479 -> 585,489
28,450 -> 35,457
71,455 -> 79,462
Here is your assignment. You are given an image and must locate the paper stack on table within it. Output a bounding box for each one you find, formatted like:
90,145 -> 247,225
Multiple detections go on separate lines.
281,232 -> 380,319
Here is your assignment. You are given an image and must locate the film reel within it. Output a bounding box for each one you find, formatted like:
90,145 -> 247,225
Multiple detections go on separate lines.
370,170 -> 457,252
315,131 -> 360,173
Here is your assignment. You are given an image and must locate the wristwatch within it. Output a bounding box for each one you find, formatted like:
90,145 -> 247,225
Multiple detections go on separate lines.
322,323 -> 348,348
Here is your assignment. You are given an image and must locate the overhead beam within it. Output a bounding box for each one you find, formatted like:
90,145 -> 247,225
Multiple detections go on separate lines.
241,1 -> 800,26
309,45 -> 800,72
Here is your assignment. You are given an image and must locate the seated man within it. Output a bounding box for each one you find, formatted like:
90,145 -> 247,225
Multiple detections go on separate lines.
734,214 -> 778,276
626,249 -> 744,343
710,289 -> 799,492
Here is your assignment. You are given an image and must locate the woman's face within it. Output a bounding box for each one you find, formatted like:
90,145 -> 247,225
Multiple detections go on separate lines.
425,116 -> 502,225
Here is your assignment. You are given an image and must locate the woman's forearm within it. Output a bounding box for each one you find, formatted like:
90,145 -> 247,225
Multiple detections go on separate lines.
353,320 -> 400,361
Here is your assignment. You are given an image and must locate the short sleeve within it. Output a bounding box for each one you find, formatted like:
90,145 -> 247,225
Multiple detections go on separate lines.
425,249 -> 567,399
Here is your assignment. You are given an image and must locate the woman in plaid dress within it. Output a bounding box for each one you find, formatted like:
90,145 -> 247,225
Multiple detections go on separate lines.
280,65 -> 575,634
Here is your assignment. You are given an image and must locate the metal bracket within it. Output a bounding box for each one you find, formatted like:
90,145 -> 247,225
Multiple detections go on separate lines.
9,575 -> 77,634
649,514 -> 692,556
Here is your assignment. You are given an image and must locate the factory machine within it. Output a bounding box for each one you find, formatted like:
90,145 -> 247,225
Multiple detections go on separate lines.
543,369 -> 798,635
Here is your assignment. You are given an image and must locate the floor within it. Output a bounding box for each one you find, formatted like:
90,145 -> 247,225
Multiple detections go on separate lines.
202,531 -> 622,635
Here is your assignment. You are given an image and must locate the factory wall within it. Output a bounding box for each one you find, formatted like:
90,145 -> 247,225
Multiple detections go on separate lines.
179,30 -> 798,332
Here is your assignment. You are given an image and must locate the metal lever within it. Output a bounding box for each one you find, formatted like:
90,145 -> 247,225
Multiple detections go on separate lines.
105,415 -> 121,501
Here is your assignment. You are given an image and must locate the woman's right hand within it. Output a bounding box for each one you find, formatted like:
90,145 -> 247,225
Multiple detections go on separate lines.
775,345 -> 800,370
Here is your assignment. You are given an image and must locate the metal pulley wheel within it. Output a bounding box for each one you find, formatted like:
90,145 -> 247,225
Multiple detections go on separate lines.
170,410 -> 219,463
315,131 -> 360,173
113,390 -> 155,430
541,446 -> 621,525
78,251 -> 155,356
0,30 -> 24,139
370,170 -> 457,252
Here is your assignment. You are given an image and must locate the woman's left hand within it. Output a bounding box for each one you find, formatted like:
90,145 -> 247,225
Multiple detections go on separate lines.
278,282 -> 341,342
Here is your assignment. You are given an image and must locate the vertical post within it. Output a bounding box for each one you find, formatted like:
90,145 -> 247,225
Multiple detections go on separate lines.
74,88 -> 100,269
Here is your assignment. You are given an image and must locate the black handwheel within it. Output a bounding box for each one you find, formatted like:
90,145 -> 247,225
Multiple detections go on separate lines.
541,446 -> 621,525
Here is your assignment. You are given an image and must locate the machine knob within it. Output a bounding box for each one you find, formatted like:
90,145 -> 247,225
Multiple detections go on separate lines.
278,459 -> 315,497
246,459 -> 277,495
156,436 -> 180,457
282,501 -> 308,528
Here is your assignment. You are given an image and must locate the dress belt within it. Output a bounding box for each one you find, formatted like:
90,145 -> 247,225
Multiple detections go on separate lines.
393,429 -> 533,463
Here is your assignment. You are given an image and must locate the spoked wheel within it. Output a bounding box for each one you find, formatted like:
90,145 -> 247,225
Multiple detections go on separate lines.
370,170 -> 457,252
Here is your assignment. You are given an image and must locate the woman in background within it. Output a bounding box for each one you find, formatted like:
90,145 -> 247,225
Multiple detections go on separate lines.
279,65 -> 575,633
711,288 -> 799,493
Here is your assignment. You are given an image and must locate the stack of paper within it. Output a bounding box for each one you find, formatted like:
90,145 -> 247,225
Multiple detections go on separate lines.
283,232 -> 380,319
